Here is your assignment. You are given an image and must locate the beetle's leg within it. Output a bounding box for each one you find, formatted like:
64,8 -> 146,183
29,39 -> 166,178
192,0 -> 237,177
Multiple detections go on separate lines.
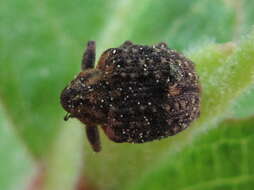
81,41 -> 96,70
85,125 -> 101,152
120,40 -> 133,48
155,42 -> 169,49
101,125 -> 124,143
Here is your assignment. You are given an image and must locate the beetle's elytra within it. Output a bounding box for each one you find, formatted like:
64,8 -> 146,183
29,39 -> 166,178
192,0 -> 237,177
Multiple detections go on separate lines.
60,41 -> 201,152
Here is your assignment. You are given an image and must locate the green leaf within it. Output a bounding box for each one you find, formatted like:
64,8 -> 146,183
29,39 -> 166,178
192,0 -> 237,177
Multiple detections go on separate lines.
192,29 -> 254,128
97,0 -> 237,53
0,104 -> 35,190
232,85 -> 254,118
43,120 -> 84,190
129,117 -> 254,190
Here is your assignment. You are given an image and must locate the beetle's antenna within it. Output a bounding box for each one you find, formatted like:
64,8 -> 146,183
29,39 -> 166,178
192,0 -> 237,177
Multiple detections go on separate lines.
64,113 -> 72,121
85,125 -> 101,152
81,41 -> 96,70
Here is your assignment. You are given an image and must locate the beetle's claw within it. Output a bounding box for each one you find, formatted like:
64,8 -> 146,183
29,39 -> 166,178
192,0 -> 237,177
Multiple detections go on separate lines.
64,113 -> 72,121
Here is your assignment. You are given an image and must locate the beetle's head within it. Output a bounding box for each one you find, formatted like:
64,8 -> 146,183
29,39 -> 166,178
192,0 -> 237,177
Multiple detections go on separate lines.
60,69 -> 102,120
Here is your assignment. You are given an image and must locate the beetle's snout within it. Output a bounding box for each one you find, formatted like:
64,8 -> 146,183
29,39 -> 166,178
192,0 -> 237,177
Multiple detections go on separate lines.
60,86 -> 79,113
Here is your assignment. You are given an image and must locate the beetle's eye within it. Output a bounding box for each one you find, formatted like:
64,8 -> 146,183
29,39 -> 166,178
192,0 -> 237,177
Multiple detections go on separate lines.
60,87 -> 79,110
61,87 -> 77,101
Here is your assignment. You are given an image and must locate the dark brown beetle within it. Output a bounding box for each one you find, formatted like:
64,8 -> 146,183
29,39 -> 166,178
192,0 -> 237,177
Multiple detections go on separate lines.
60,41 -> 200,152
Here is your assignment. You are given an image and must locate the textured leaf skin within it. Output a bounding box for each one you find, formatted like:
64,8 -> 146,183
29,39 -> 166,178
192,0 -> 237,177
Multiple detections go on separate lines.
129,117 -> 254,190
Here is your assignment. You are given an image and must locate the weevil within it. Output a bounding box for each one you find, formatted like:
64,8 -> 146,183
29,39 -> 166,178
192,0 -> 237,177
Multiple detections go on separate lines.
60,41 -> 201,152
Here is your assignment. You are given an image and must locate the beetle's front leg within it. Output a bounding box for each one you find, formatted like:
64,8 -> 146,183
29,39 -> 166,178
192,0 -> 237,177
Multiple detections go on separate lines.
81,41 -> 96,70
85,125 -> 101,152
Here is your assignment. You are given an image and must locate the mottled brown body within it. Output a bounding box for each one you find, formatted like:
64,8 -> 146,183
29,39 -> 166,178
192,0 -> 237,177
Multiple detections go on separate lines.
60,41 -> 201,152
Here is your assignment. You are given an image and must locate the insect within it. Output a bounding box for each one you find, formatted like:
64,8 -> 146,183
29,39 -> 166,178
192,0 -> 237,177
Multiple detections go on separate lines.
60,41 -> 201,152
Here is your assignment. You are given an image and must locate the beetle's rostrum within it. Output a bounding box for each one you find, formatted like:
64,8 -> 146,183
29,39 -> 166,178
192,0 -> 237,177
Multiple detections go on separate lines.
60,41 -> 201,152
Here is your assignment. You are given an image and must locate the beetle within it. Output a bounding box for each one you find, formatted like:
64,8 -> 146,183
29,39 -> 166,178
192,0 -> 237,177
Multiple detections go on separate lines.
60,41 -> 201,152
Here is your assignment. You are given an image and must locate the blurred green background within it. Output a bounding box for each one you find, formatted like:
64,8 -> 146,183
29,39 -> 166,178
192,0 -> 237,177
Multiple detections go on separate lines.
1,0 -> 254,190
